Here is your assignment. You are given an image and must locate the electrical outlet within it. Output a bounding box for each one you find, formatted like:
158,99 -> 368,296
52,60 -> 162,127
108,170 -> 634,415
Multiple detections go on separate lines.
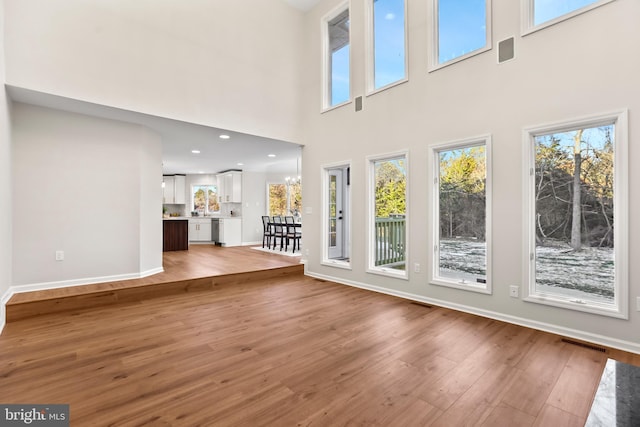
509,285 -> 519,298
414,263 -> 421,273
55,250 -> 64,261
305,249 -> 309,256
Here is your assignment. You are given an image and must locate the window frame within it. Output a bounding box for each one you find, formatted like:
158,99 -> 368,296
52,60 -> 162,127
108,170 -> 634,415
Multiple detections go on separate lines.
521,0 -> 615,36
429,0 -> 493,72
321,1 -> 352,112
321,161 -> 352,270
366,150 -> 409,280
191,184 -> 219,216
430,135 -> 492,294
522,110 -> 628,319
365,0 -> 409,95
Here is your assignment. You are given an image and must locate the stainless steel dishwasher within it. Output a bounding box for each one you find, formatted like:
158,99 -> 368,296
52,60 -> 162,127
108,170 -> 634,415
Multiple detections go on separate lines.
211,218 -> 220,244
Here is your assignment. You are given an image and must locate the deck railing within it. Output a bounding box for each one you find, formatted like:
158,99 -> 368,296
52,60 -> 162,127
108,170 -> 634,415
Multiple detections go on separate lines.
375,216 -> 406,267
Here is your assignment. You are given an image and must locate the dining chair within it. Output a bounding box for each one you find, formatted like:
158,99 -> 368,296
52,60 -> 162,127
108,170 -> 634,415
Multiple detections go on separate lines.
285,216 -> 302,253
272,216 -> 286,250
261,216 -> 274,248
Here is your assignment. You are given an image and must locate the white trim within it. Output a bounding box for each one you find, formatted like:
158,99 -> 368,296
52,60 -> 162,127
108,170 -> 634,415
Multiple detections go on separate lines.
429,0 -> 492,72
365,0 -> 409,95
7,267 -> 164,297
0,289 -> 9,335
430,134 -> 492,295
521,0 -> 616,36
366,150 -> 409,280
522,109 -> 628,319
321,1 -> 351,112
321,160 -> 353,270
304,270 -> 640,355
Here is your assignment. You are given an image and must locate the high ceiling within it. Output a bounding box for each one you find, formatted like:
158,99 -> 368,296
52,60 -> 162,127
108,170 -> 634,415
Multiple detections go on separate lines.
7,86 -> 302,175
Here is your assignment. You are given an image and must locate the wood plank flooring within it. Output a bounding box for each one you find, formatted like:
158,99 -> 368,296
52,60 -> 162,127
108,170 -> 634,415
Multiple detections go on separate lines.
7,245 -> 302,321
1,247 -> 639,425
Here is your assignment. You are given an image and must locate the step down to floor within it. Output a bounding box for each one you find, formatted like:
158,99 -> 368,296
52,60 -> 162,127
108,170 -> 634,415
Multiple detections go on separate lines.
6,264 -> 304,322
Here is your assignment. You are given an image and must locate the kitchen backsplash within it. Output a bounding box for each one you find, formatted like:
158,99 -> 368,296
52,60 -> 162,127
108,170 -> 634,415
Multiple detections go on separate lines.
163,203 -> 241,217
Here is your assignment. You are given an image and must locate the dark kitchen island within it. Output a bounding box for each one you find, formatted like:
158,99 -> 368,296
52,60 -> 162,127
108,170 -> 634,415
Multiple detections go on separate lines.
163,218 -> 189,251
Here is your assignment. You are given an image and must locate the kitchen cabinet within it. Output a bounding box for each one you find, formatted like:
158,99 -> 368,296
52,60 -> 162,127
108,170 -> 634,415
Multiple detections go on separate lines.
216,172 -> 242,203
163,174 -> 186,204
163,219 -> 188,251
218,218 -> 241,246
189,218 -> 212,242
163,176 -> 175,204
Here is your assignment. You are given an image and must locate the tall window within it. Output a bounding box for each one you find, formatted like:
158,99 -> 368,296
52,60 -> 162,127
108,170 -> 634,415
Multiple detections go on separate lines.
192,185 -> 219,216
523,0 -> 614,33
323,4 -> 350,108
432,137 -> 491,293
368,152 -> 408,278
524,111 -> 628,318
432,0 -> 491,69
369,0 -> 407,91
268,182 -> 302,218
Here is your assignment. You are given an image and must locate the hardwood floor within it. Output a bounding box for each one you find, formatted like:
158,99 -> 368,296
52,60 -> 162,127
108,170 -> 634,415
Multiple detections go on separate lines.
1,247 -> 638,426
6,245 -> 302,321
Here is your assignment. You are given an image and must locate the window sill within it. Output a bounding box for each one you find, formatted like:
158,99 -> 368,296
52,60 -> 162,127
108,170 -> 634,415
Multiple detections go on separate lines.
321,259 -> 352,270
366,77 -> 409,98
430,277 -> 491,295
523,294 -> 627,319
367,267 -> 408,280
321,100 -> 352,114
428,46 -> 492,73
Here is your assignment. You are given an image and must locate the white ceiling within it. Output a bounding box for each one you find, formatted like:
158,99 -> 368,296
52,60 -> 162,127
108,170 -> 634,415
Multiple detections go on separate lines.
7,86 -> 302,175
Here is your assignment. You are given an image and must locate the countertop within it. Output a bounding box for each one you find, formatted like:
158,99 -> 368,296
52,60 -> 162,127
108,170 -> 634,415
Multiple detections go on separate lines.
585,358 -> 640,426
163,216 -> 241,220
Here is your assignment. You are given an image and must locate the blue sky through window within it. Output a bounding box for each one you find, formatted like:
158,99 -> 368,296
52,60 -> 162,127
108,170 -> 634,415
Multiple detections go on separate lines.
331,45 -> 350,105
373,0 -> 406,89
534,0 -> 599,25
438,0 -> 487,64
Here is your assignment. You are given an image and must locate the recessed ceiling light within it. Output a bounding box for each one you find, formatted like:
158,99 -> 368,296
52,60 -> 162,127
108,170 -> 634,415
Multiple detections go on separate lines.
198,171 -> 204,174
237,162 -> 244,166
268,154 -> 276,158
191,150 -> 200,154
219,134 -> 230,140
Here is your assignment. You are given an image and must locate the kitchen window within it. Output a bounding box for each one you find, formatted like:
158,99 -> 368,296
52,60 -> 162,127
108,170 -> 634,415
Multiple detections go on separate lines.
192,185 -> 219,216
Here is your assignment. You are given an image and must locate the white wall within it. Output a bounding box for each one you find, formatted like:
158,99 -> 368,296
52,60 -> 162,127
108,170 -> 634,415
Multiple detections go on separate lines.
0,0 -> 13,327
242,172 -> 268,244
300,0 -> 640,352
3,0 -> 304,144
11,103 -> 163,288
138,131 -> 163,274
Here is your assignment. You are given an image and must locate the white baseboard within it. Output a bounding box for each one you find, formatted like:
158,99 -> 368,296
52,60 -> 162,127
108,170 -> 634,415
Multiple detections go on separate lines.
0,267 -> 164,336
304,271 -> 640,356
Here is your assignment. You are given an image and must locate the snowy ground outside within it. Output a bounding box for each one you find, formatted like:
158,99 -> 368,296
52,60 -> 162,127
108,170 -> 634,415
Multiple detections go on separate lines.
439,238 -> 614,303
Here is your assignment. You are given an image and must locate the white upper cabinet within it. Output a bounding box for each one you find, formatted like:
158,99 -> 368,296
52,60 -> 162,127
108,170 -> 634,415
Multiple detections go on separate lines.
217,172 -> 242,203
163,174 -> 186,204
